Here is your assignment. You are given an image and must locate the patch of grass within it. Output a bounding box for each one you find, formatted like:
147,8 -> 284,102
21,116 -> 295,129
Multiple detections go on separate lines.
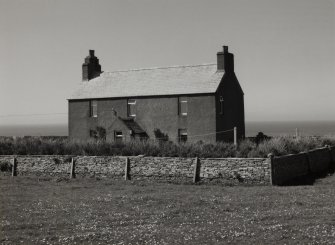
1,176 -> 335,244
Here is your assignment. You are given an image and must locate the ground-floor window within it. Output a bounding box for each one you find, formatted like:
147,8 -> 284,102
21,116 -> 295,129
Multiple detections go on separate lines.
114,131 -> 123,143
178,129 -> 187,143
90,129 -> 98,139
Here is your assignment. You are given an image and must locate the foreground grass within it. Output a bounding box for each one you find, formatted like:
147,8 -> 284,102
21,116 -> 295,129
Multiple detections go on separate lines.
1,176 -> 335,244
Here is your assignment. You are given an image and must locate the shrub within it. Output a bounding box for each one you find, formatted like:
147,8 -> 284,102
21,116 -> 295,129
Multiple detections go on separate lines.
0,135 -> 334,157
237,139 -> 256,157
0,161 -> 12,172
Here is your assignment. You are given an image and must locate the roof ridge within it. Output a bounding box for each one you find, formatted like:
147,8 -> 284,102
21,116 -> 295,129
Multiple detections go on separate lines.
102,63 -> 216,74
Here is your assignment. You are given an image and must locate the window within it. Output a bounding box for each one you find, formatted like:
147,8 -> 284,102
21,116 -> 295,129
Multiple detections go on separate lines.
179,97 -> 187,116
114,131 -> 123,143
90,100 -> 98,117
178,129 -> 187,143
219,96 -> 224,115
127,99 -> 136,117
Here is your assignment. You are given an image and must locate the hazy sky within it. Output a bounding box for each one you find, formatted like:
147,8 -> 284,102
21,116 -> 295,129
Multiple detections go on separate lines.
0,0 -> 334,126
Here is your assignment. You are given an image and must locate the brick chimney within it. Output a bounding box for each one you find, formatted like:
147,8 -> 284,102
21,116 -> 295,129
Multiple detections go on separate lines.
217,46 -> 234,72
82,50 -> 102,81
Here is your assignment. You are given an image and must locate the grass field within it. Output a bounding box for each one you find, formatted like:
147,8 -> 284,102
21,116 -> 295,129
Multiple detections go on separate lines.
1,176 -> 335,244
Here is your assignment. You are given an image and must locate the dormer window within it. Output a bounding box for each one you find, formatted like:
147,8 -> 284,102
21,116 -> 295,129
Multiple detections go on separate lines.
90,100 -> 98,117
127,99 -> 136,117
178,97 -> 187,116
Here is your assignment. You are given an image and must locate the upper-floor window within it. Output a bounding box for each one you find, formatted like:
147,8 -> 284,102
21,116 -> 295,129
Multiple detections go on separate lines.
179,97 -> 187,116
219,96 -> 224,115
90,100 -> 98,117
127,99 -> 136,117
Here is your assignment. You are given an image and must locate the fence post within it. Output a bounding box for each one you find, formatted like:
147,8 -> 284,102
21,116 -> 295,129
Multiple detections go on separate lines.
124,157 -> 131,180
70,157 -> 76,179
233,127 -> 237,146
193,157 -> 201,183
11,157 -> 17,177
267,153 -> 274,185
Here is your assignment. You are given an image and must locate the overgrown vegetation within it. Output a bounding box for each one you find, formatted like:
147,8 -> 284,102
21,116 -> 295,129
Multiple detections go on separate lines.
0,135 -> 334,157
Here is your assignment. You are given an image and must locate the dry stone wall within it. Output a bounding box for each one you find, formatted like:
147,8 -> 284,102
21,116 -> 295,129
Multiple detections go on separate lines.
75,156 -> 125,178
16,156 -> 72,177
0,155 -> 270,184
200,158 -> 270,184
129,157 -> 195,181
2,147 -> 334,185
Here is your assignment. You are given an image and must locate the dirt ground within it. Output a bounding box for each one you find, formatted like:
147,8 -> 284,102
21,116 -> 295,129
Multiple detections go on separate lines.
1,175 -> 335,244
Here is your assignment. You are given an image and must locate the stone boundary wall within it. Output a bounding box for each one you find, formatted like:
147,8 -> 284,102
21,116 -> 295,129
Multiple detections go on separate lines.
331,147 -> 335,166
270,146 -> 335,185
0,155 -> 270,184
270,153 -> 309,185
75,156 -> 125,178
1,146 -> 334,185
200,158 -> 270,184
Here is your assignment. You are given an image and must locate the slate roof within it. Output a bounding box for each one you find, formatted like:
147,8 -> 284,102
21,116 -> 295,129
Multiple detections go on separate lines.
69,64 -> 224,100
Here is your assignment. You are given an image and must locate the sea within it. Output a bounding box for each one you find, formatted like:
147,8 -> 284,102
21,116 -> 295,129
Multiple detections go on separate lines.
0,121 -> 334,137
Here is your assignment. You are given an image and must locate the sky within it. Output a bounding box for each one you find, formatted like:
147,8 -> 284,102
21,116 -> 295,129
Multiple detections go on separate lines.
0,0 -> 334,127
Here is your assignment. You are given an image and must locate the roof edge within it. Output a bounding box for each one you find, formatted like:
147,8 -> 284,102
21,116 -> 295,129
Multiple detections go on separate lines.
67,92 -> 216,101
101,63 -> 217,74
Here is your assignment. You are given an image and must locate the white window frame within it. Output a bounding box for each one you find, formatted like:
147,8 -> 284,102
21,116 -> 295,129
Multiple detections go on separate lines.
90,100 -> 98,118
127,99 -> 136,117
114,131 -> 123,142
179,97 -> 188,116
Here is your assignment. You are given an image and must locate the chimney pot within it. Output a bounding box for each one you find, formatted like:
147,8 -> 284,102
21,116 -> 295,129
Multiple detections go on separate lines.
223,46 -> 228,53
82,49 -> 101,81
217,45 -> 234,72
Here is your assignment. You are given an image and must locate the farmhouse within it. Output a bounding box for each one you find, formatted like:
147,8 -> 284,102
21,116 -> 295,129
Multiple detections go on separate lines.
68,46 -> 245,143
